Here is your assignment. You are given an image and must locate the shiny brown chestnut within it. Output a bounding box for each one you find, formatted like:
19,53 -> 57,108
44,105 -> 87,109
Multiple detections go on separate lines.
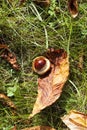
32,56 -> 51,75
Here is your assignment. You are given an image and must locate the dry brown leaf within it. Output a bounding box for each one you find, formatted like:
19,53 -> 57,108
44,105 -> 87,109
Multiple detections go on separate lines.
29,48 -> 69,118
61,110 -> 87,130
33,0 -> 50,7
0,93 -> 16,109
0,44 -> 20,70
21,126 -> 55,130
68,0 -> 78,18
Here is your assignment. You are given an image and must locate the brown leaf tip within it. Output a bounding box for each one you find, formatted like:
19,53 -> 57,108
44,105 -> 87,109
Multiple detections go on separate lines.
68,0 -> 78,18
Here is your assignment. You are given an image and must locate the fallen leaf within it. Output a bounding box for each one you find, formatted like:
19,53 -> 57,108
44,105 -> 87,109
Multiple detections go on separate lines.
0,44 -> 20,70
68,0 -> 78,18
21,126 -> 55,130
0,93 -> 16,109
29,48 -> 69,118
61,110 -> 87,130
33,0 -> 50,7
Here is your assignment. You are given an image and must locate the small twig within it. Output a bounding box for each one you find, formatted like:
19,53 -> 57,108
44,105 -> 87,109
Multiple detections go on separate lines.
68,0 -> 78,18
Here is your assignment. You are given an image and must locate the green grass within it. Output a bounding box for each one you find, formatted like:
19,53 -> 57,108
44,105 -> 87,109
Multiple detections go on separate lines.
0,0 -> 87,129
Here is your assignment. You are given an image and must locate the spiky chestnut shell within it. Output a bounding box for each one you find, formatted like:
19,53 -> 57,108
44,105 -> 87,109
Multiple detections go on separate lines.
32,56 -> 51,75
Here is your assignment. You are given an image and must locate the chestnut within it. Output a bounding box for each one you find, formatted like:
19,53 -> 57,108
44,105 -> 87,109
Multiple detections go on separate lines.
32,56 -> 51,75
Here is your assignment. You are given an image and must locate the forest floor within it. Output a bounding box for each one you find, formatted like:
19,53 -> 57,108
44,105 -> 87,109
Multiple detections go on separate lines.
0,0 -> 87,130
